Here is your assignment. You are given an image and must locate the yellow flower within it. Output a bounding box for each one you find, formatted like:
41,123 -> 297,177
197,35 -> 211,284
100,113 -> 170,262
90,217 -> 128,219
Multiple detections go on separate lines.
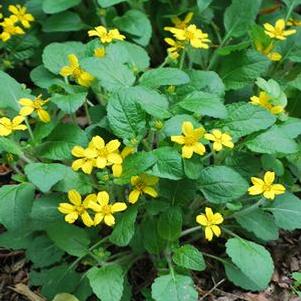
250,91 -> 284,115
0,16 -> 25,42
164,24 -> 211,49
248,171 -> 286,200
88,26 -> 125,43
171,12 -> 193,29
164,37 -> 184,59
71,145 -> 98,174
88,136 -> 123,170
8,4 -> 34,28
264,18 -> 296,40
171,121 -> 206,159
129,174 -> 158,204
204,130 -> 234,152
19,95 -> 50,123
196,207 -> 223,241
58,190 -> 96,227
94,47 -> 106,58
255,40 -> 282,61
0,116 -> 27,136
287,19 -> 301,27
112,146 -> 134,178
88,191 -> 127,226
60,54 -> 94,87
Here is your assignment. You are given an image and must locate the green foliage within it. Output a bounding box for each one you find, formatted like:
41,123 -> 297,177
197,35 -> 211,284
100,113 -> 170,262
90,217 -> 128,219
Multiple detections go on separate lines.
151,274 -> 198,301
225,238 -> 274,291
1,0 -> 301,299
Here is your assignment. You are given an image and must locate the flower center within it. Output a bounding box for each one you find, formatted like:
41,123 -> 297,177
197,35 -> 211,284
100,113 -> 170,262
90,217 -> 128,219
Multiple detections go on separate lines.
102,204 -> 111,215
76,205 -> 85,215
184,135 -> 196,145
263,184 -> 272,192
98,147 -> 108,157
135,180 -> 146,191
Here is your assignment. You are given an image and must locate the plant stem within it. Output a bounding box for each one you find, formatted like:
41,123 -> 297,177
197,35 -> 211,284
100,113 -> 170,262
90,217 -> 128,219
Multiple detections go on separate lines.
180,225 -> 201,237
24,118 -> 34,142
202,252 -> 228,264
84,100 -> 92,125
179,48 -> 186,70
226,197 -> 265,219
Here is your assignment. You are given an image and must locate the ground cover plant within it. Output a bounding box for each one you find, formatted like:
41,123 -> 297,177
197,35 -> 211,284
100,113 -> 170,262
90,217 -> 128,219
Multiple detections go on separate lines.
0,0 -> 301,300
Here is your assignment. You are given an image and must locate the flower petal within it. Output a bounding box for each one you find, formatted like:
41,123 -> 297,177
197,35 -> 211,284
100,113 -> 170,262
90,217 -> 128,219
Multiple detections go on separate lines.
58,203 -> 75,214
97,191 -> 110,206
264,171 -> 275,185
104,214 -> 115,226
107,153 -> 123,164
171,135 -> 185,144
182,145 -> 194,158
211,225 -> 221,237
68,189 -> 82,206
182,121 -> 194,136
111,202 -> 127,213
106,139 -> 121,153
81,211 -> 94,227
205,226 -> 213,241
65,212 -> 79,224
94,213 -> 104,225
129,189 -> 140,204
143,186 -> 158,198
196,214 -> 208,226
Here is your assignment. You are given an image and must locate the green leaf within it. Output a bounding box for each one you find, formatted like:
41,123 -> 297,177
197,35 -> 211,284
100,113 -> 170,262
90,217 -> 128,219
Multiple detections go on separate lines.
216,102 -> 276,139
0,183 -> 34,231
24,163 -> 67,193
226,238 -> 274,291
179,91 -> 227,119
139,68 -> 190,89
198,166 -> 248,203
224,260 -> 264,291
51,92 -> 87,114
261,154 -> 284,176
217,41 -> 251,56
151,274 -> 198,301
43,42 -> 86,74
185,70 -> 225,96
266,193 -> 301,231
36,123 -> 88,160
142,217 -> 165,254
43,11 -> 85,32
54,167 -> 92,195
0,70 -> 31,111
123,86 -> 170,119
219,50 -> 270,90
30,193 -> 63,228
26,235 -> 64,268
224,0 -> 262,38
43,0 -> 81,13
46,222 -> 90,257
150,147 -> 184,180
172,244 -> 206,271
0,228 -> 33,250
81,57 -> 135,91
107,89 -> 146,142
277,117 -> 301,139
30,265 -> 81,299
98,0 -> 126,8
114,9 -> 152,46
110,206 -> 138,246
282,0 -> 301,8
106,41 -> 150,72
30,65 -> 63,89
53,294 -> 80,301
246,126 -> 299,154
157,207 -> 182,241
0,137 -> 23,155
197,0 -> 213,12
235,209 -> 279,241
117,152 -> 157,183
87,265 -> 124,301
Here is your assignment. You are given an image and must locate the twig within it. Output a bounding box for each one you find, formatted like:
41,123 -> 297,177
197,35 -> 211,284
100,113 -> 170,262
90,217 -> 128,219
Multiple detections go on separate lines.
199,278 -> 225,300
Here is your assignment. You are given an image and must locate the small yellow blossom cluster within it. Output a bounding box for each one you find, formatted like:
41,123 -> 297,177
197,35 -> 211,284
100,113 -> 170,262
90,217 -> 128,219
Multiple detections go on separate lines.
88,25 -> 125,59
163,12 -> 211,59
58,189 -> 127,227
0,115 -> 27,136
0,94 -> 51,137
0,5 -> 34,42
248,171 -> 285,200
250,91 -> 284,115
58,174 -> 159,227
256,18 -> 297,62
71,135 -> 134,176
19,95 -> 50,123
171,121 -> 234,158
60,54 -> 94,87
